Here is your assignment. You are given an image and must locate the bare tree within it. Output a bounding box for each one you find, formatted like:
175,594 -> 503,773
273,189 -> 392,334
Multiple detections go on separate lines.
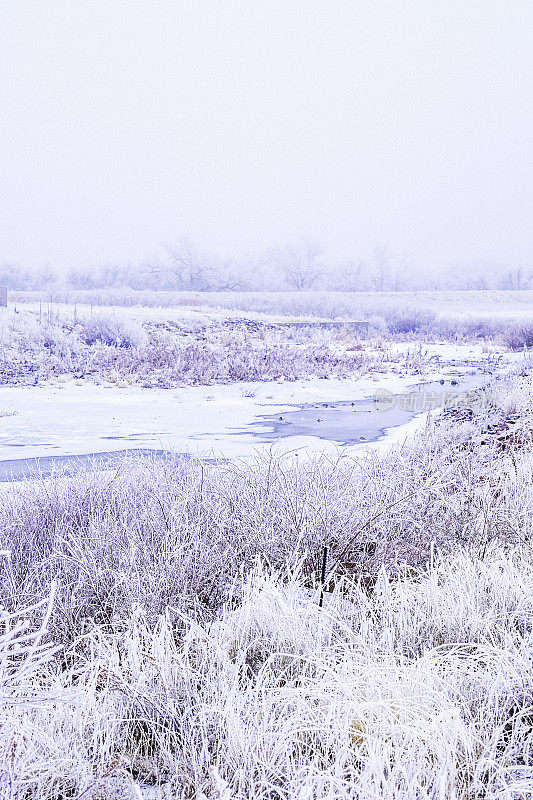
213,260 -> 246,291
0,263 -> 33,289
329,259 -> 369,291
277,241 -> 324,291
99,264 -> 121,288
371,245 -> 391,291
165,239 -> 246,291
67,269 -> 98,289
390,255 -> 412,291
499,267 -> 531,290
165,238 -> 215,291
466,273 -> 489,290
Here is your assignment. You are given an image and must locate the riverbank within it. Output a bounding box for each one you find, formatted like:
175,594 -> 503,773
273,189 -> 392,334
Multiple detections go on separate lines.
1,366 -> 532,798
0,342 -> 522,474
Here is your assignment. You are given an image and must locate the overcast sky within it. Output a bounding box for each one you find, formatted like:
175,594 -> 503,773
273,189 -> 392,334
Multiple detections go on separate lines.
1,0 -> 532,273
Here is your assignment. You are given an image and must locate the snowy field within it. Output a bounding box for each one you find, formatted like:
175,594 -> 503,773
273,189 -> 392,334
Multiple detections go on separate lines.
11,288 -> 533,322
0,291 -> 532,799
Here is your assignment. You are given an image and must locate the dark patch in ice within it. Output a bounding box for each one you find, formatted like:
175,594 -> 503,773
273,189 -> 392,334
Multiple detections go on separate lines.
246,371 -> 493,445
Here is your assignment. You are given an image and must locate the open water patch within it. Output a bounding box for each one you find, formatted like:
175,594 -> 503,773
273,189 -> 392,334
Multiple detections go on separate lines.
250,372 -> 495,445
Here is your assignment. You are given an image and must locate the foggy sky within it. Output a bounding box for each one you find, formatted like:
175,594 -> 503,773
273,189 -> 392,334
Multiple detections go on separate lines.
1,0 -> 532,273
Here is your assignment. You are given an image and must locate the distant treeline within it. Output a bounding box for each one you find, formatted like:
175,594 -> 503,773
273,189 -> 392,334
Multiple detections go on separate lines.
1,241 -> 531,292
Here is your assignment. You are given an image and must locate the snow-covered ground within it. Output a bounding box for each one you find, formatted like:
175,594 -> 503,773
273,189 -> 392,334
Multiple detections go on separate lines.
12,288 -> 533,322
0,375 -> 416,462
0,343 -> 521,469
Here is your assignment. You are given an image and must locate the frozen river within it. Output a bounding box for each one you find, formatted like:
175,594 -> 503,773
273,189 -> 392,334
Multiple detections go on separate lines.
0,351 -> 502,481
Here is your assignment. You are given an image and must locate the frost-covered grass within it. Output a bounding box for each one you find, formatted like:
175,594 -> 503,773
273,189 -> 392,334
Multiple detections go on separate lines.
7,289 -> 533,349
4,551 -> 533,799
10,288 -> 533,320
0,308 -> 440,387
0,372 -> 532,797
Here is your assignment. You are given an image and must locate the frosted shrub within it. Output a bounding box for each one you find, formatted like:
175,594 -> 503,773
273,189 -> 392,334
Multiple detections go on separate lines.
384,306 -> 437,334
504,320 -> 533,350
0,309 -> 392,386
76,314 -> 147,348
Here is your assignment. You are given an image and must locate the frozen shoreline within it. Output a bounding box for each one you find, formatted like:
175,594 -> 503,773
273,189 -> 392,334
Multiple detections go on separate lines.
0,342 -> 521,480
